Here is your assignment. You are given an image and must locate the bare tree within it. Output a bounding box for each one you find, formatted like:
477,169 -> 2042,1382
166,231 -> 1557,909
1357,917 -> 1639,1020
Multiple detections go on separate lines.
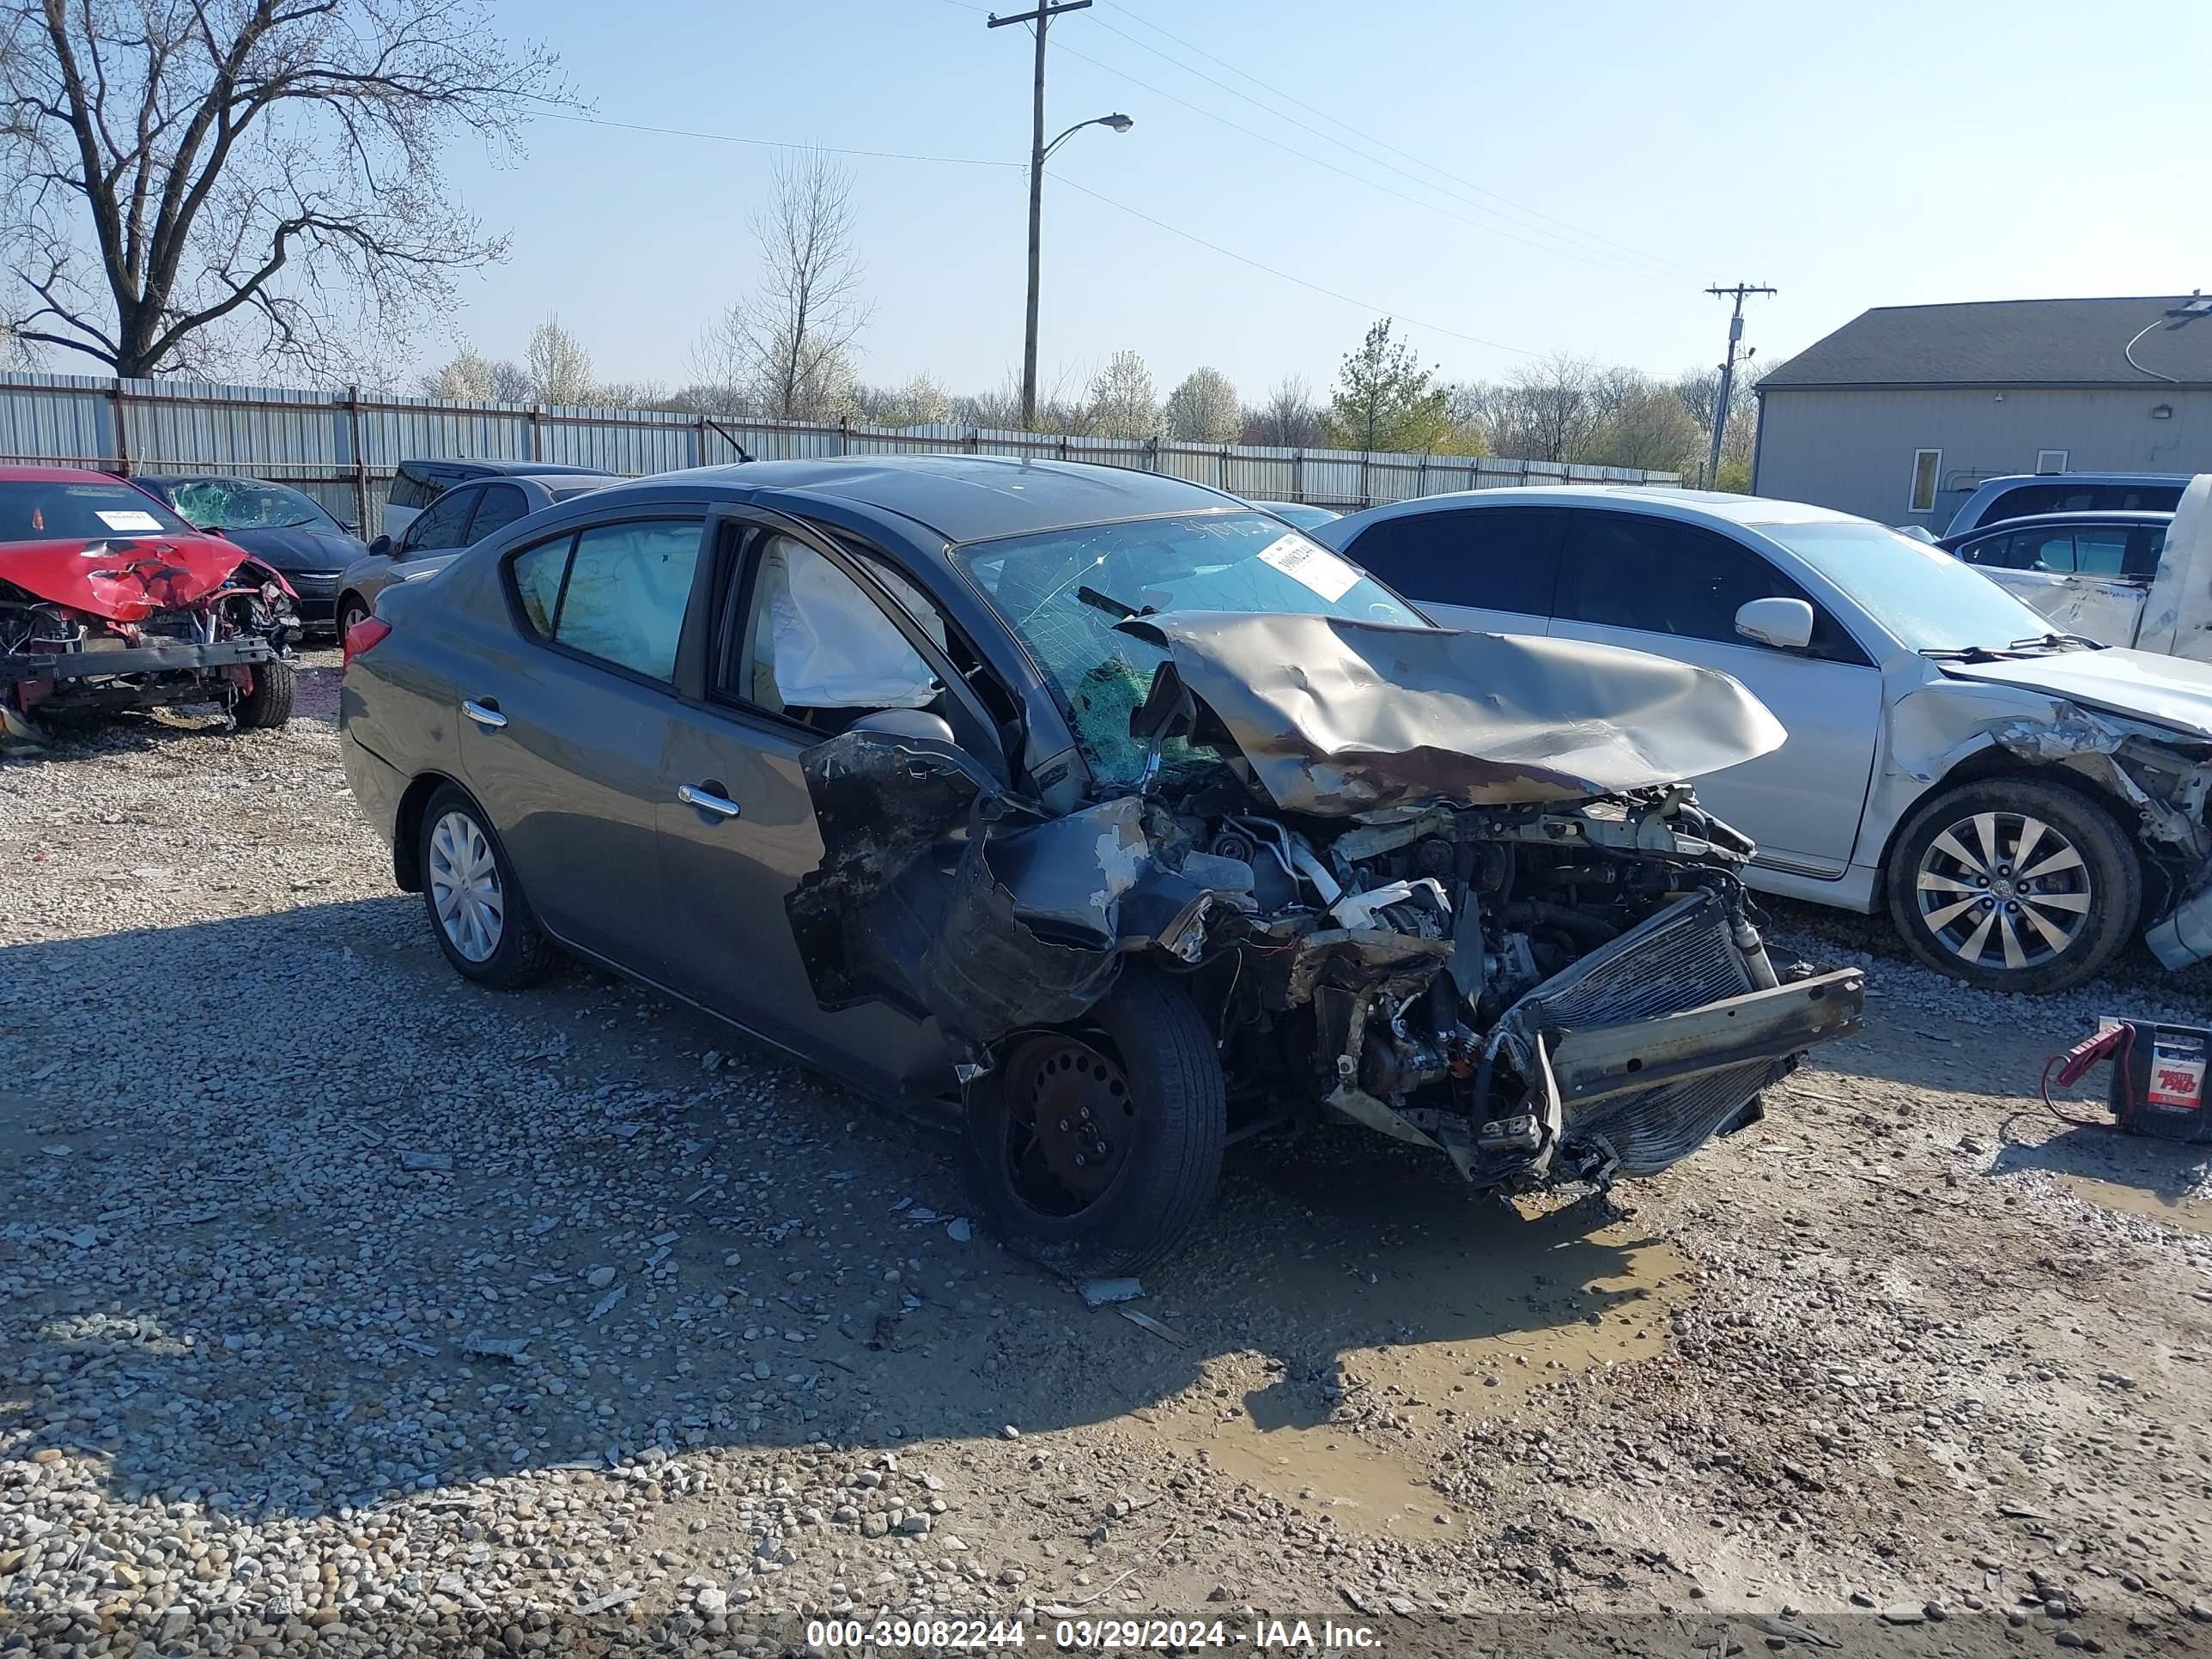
0,0 -> 566,380
1485,354 -> 1601,463
1243,374 -> 1322,447
1083,349 -> 1159,440
696,149 -> 871,421
1163,366 -> 1239,443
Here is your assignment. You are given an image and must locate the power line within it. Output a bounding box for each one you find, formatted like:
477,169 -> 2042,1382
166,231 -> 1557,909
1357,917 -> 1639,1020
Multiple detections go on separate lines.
1084,14 -> 1693,282
1107,3 -> 1712,281
1048,170 -> 1540,358
1047,39 -> 1688,284
535,110 -> 1022,169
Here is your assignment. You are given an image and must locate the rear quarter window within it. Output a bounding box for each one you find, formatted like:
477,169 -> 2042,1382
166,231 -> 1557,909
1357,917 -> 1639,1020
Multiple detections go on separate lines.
389,463 -> 441,511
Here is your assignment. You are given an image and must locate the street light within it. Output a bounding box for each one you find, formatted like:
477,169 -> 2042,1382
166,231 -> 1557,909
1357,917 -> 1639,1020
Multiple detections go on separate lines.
1020,111 -> 1132,426
1042,111 -> 1133,161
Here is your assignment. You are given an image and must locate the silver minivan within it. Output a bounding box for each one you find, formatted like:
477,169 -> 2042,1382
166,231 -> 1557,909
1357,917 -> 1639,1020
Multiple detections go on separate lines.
1324,487 -> 2212,993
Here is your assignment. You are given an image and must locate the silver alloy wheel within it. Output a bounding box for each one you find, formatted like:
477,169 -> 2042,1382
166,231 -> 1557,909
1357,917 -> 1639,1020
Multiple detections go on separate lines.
428,809 -> 504,963
1913,809 -> 2092,973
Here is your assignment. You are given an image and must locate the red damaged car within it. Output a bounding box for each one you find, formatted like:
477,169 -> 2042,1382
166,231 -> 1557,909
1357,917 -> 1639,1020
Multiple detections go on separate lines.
1,465 -> 300,740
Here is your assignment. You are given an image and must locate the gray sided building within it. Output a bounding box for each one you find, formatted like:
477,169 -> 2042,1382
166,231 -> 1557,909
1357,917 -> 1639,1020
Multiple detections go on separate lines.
1753,295 -> 2212,530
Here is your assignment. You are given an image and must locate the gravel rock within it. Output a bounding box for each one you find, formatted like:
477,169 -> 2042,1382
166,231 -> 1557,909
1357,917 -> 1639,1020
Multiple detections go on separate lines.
3,658 -> 2208,1645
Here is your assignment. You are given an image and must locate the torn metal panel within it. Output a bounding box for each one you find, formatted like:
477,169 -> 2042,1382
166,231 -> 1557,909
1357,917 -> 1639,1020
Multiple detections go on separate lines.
1934,649 -> 2212,744
1545,970 -> 1865,1107
787,730 -> 1011,1012
1116,611 -> 1787,817
915,836 -> 1121,1042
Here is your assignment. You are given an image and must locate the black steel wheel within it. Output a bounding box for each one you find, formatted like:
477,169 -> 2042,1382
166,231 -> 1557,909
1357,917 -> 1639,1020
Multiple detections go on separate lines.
962,969 -> 1225,1276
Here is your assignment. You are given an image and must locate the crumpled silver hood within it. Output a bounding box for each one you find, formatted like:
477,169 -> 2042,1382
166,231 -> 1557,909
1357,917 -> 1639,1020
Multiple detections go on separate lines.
1936,648 -> 2212,743
1117,611 -> 1788,816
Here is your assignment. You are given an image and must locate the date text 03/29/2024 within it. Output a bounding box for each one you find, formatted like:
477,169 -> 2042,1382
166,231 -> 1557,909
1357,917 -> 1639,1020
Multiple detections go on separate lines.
803,1617 -> 1383,1650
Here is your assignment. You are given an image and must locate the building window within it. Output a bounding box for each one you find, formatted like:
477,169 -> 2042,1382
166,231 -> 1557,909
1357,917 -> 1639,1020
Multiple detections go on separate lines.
2035,449 -> 2069,475
1909,449 -> 1942,514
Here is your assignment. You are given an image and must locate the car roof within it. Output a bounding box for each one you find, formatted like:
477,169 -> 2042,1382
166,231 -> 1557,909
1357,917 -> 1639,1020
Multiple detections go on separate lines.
1330,483 -> 1865,534
1938,509 -> 2172,545
0,464 -> 136,484
135,473 -> 308,489
1972,471 -> 2189,489
589,454 -> 1248,544
403,459 -> 614,477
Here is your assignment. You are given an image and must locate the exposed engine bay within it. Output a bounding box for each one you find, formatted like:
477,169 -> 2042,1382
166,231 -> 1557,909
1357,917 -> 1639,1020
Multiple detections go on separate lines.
789,610 -> 1865,1198
1,541 -> 299,735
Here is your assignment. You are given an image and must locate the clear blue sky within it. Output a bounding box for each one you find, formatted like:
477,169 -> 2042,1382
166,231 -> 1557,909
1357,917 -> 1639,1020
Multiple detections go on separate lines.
432,0 -> 2210,399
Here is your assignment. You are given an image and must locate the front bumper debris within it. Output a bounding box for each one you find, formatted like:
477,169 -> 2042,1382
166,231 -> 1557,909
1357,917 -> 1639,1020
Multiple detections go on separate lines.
4,637 -> 278,683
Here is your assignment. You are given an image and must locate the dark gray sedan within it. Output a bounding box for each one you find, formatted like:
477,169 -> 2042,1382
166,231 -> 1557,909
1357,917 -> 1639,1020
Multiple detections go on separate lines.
339,457 -> 1859,1272
138,474 -> 367,631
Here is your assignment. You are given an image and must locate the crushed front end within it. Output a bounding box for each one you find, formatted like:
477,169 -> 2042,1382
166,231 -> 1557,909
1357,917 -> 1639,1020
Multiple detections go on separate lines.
1,538 -> 299,736
788,611 -> 1864,1200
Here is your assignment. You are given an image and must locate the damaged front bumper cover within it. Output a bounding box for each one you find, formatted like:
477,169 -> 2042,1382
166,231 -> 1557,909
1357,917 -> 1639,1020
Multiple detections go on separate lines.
3,636 -> 280,682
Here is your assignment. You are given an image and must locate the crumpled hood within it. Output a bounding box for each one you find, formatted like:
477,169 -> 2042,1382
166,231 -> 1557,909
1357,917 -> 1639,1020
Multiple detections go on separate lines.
1116,611 -> 1789,815
1937,648 -> 2212,743
217,524 -> 366,573
0,533 -> 251,623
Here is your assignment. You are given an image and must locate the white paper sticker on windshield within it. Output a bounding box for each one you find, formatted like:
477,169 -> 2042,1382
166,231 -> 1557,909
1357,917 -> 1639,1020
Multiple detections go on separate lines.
1257,534 -> 1361,603
94,509 -> 163,532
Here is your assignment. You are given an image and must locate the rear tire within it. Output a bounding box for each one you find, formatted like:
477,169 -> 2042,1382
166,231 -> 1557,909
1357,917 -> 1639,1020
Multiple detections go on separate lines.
416,784 -> 553,989
962,968 -> 1225,1277
1884,775 -> 2139,994
234,659 -> 295,729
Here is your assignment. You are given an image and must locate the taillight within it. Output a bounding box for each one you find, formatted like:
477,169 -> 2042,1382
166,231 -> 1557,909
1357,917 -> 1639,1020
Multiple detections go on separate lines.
343,615 -> 392,667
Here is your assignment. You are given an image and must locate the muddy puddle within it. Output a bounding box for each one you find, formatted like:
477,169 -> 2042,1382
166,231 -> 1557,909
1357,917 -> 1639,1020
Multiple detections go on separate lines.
2055,1171 -> 2212,1237
1139,1144 -> 1694,1533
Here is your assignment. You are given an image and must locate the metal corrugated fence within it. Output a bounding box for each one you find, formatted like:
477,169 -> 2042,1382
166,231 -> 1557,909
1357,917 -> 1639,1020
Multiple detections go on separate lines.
0,372 -> 1678,538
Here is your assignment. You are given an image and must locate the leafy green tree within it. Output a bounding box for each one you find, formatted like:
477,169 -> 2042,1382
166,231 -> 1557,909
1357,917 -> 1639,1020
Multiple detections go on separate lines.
1322,319 -> 1450,453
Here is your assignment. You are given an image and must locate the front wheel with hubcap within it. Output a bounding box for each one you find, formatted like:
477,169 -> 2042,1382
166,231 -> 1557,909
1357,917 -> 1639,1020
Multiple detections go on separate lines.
337,594 -> 369,640
962,969 -> 1225,1278
1885,776 -> 2140,994
417,785 -> 552,988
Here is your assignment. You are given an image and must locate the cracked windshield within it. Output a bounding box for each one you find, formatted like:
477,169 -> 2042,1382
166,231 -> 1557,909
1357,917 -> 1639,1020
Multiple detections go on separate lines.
954,509 -> 1419,786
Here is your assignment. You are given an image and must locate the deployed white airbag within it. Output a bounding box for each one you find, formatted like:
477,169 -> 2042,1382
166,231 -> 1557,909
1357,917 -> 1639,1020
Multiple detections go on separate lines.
760,537 -> 941,708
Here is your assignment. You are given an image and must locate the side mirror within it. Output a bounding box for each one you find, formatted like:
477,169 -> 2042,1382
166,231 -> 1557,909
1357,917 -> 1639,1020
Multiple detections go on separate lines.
848,708 -> 959,745
1735,596 -> 1815,651
368,534 -> 393,560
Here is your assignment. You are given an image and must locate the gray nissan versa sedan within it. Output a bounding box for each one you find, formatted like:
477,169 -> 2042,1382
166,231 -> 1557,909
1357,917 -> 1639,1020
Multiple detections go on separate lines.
338,456 -> 1861,1272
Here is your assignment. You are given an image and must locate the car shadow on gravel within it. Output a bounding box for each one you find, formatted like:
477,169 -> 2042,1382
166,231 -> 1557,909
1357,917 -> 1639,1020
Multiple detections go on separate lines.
0,897 -> 1660,1525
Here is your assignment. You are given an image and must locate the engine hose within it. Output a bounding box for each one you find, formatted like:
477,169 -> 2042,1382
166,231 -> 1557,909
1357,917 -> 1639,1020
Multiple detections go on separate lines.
1503,900 -> 1617,949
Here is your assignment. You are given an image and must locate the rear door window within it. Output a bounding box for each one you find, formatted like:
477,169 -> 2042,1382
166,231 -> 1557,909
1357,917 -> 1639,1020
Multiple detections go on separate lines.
1339,507 -> 1559,617
388,463 -> 442,511
519,519 -> 705,684
467,483 -> 531,544
2071,526 -> 2130,576
1557,510 -> 1869,664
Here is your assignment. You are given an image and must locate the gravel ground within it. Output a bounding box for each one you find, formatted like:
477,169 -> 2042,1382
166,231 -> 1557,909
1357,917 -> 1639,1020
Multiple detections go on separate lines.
3,654 -> 2211,1656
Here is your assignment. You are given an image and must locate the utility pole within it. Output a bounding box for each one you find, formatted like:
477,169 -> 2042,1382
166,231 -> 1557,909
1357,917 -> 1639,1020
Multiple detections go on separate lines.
989,0 -> 1093,428
1703,283 -> 1775,489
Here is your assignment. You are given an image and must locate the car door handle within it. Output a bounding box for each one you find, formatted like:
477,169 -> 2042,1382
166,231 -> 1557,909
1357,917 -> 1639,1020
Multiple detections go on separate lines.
678,783 -> 742,818
461,699 -> 507,730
